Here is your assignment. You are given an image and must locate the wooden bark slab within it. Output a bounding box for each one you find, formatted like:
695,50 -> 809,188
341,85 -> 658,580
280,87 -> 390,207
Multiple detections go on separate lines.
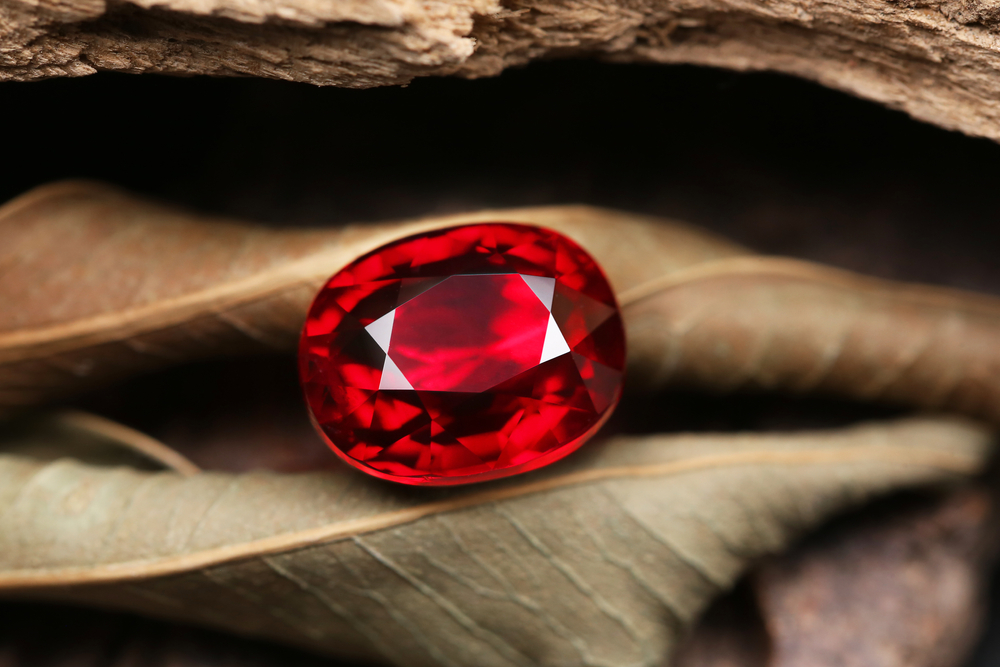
3,0 -> 1000,143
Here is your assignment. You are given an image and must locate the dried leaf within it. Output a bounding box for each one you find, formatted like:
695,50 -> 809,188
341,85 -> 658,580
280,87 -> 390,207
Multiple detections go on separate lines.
3,490 -> 989,667
0,410 -> 194,473
3,182 -> 999,665
0,181 -> 746,409
3,182 -> 1000,427
625,259 -> 1000,423
0,416 -> 992,666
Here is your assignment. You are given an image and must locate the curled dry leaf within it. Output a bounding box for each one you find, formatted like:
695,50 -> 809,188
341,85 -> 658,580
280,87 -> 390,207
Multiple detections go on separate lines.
1,490 -> 990,667
0,409 -> 197,474
625,259 -> 1000,423
0,417 -> 992,666
3,181 -> 1000,426
2,182 -> 998,665
0,180 -> 747,410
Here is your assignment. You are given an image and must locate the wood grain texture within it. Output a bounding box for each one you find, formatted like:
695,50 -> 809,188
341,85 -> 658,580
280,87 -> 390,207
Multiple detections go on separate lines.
5,0 -> 1000,142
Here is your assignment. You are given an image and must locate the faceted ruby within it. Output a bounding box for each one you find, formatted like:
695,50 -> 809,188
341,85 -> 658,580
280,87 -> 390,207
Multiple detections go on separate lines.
298,223 -> 625,485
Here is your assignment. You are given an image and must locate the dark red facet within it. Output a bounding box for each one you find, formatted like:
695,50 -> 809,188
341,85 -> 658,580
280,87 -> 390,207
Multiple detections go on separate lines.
298,223 -> 625,485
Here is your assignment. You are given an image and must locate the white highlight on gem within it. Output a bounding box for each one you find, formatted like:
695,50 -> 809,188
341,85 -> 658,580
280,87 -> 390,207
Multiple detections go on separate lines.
539,313 -> 571,363
379,355 -> 414,390
520,275 -> 556,310
365,310 -> 395,353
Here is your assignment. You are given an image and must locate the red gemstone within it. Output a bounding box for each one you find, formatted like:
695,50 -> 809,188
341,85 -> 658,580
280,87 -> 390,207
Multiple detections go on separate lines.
298,223 -> 625,486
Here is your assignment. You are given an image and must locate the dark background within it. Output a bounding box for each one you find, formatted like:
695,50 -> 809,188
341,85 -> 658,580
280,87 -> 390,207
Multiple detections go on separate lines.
2,60 -> 1000,665
4,61 -> 1000,293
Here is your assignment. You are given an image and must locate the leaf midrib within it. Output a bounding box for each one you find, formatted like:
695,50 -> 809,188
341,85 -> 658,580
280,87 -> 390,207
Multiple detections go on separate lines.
0,441 -> 978,590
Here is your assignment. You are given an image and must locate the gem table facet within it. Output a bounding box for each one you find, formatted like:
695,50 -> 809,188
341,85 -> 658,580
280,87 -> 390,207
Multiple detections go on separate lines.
298,223 -> 625,485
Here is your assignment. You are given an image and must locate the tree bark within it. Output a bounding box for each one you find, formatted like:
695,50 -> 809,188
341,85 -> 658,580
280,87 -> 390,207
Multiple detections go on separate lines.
4,0 -> 1000,142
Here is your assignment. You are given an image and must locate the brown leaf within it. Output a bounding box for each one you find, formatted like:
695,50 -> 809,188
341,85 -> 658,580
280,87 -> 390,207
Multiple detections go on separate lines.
2,182 -> 998,665
3,489 -> 990,667
0,415 -> 991,666
625,259 -> 1000,422
0,180 -> 746,409
0,409 -> 197,474
4,182 -> 1000,429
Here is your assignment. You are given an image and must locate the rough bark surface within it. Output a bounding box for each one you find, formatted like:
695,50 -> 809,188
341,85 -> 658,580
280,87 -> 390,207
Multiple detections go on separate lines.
3,0 -> 1000,142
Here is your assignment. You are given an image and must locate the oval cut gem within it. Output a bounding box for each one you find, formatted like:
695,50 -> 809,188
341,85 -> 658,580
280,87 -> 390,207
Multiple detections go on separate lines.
299,223 -> 625,485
